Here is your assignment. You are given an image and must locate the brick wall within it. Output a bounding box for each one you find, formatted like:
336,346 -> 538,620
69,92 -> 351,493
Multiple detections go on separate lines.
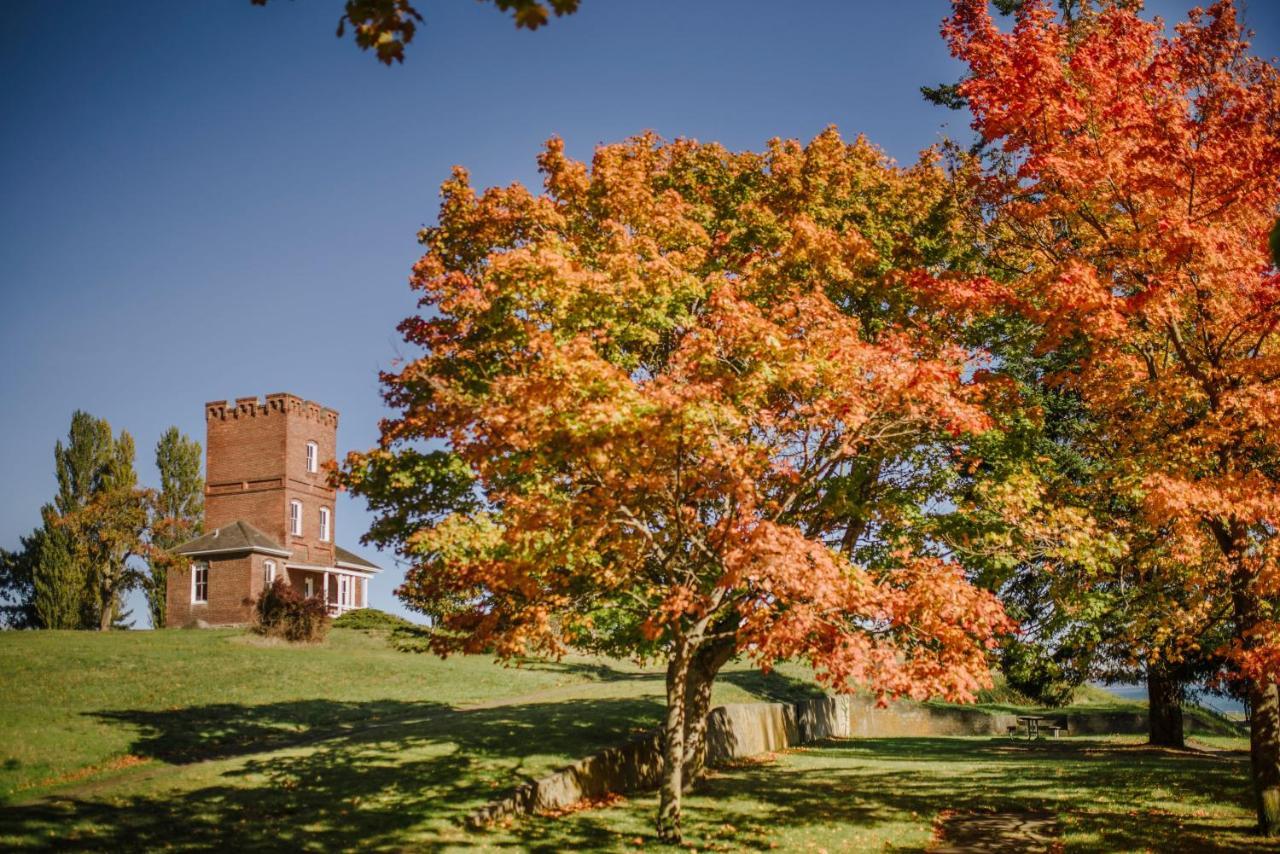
167,394 -> 345,628
204,394 -> 339,554
166,554 -> 267,627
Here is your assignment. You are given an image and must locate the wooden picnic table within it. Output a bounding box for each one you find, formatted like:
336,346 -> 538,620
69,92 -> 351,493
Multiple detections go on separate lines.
1017,715 -> 1047,740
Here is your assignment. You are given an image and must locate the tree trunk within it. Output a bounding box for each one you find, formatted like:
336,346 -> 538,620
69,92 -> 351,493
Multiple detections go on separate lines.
1249,678 -> 1280,836
1146,663 -> 1184,748
681,636 -> 736,786
657,641 -> 692,844
98,570 -> 114,631
1223,525 -> 1280,836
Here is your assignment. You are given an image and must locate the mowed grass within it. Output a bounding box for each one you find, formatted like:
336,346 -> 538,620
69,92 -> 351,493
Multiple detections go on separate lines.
0,626 -> 1264,851
488,735 -> 1268,853
0,626 -> 817,849
0,627 -> 649,801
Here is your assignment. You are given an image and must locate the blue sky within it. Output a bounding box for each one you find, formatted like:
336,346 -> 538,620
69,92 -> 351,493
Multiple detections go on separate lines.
3,0 -> 1278,626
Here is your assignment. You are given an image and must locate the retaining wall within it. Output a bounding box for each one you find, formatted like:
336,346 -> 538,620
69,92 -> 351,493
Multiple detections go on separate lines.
467,695 -> 1018,827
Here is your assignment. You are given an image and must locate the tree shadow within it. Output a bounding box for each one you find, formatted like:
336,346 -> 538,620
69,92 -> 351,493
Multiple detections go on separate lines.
516,736 -> 1262,853
1,694 -> 666,851
86,699 -> 450,764
4,692 -> 1265,852
506,658 -> 659,683
719,667 -> 829,705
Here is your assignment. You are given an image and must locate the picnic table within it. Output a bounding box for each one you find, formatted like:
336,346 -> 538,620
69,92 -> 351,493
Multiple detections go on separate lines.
1013,715 -> 1068,740
1017,715 -> 1046,740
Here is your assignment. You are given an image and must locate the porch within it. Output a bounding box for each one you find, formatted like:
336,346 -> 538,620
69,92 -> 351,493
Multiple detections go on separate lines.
285,564 -> 372,617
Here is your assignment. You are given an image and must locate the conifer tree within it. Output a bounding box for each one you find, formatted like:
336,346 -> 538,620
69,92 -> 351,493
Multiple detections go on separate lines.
30,507 -> 81,629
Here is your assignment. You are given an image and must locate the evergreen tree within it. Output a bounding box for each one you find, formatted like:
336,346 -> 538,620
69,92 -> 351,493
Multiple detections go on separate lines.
53,411 -> 115,517
146,428 -> 203,629
26,409 -> 119,629
31,506 -> 82,629
4,411 -> 151,630
0,530 -> 41,628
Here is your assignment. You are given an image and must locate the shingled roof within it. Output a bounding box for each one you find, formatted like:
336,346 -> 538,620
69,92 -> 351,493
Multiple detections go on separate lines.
335,545 -> 381,572
174,521 -> 291,558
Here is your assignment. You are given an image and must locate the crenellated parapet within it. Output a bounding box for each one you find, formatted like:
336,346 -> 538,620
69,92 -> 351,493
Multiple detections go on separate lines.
205,394 -> 339,428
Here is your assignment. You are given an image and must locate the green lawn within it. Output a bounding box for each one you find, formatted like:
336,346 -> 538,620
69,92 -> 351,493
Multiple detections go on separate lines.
486,735 -> 1268,852
0,626 -> 1264,851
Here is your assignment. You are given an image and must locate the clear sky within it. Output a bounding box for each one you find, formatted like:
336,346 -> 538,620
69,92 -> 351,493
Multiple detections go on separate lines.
3,0 -> 1278,626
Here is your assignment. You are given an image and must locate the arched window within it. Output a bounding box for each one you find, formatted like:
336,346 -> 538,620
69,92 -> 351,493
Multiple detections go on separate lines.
264,560 -> 276,589
319,507 -> 331,542
290,500 -> 303,536
305,441 -> 318,473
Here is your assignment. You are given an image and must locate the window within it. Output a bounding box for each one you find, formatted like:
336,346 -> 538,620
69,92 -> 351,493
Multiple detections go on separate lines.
305,441 -> 318,473
263,560 -> 276,589
319,507 -> 331,542
191,563 -> 208,604
305,577 -> 314,598
290,500 -> 302,536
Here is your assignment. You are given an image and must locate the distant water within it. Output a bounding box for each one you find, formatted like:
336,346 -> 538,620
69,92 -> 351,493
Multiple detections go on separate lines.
1093,682 -> 1246,716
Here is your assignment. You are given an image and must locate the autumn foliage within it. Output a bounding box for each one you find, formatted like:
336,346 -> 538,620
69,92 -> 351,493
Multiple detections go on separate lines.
343,129 -> 1013,838
944,0 -> 1280,833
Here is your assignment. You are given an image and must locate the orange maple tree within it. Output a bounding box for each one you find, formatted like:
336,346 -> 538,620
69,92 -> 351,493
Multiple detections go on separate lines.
341,129 -> 1013,840
945,0 -> 1280,833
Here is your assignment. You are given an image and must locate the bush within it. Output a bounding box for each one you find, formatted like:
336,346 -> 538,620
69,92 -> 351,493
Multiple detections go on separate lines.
332,608 -> 412,632
251,578 -> 330,643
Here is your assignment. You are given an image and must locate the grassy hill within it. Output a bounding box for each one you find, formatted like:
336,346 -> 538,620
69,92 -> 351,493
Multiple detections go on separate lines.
0,626 -> 1261,851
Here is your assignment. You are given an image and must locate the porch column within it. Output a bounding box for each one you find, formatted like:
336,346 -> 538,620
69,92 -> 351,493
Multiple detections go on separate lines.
323,571 -> 329,607
361,577 -> 368,608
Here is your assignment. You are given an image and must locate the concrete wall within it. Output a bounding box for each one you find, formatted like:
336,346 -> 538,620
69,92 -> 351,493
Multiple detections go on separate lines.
466,696 -> 1019,827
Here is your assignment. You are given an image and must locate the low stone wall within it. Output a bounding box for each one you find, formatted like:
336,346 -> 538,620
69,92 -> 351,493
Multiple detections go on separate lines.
466,730 -> 664,827
467,695 -> 1018,827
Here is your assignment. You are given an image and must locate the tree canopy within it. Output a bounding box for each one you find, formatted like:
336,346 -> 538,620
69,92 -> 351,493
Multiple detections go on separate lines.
341,127 -> 1015,839
944,0 -> 1280,833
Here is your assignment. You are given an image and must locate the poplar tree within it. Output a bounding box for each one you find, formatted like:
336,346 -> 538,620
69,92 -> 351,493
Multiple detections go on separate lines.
146,428 -> 204,629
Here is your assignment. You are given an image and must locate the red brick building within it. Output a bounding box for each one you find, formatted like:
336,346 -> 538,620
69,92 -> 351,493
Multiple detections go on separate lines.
166,393 -> 380,627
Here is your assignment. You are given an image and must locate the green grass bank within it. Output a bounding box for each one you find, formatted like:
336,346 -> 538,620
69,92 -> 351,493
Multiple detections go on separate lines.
0,625 -> 1261,851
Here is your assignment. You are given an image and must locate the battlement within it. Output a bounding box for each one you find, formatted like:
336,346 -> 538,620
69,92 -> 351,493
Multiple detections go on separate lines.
205,393 -> 339,427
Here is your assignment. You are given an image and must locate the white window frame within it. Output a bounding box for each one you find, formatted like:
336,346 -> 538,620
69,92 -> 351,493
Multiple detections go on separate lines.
304,577 -> 314,598
263,559 -> 276,589
305,441 -> 318,473
319,507 -> 331,542
191,562 -> 208,604
290,500 -> 303,536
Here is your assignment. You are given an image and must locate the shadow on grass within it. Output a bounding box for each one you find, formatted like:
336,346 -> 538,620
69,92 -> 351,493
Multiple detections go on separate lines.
562,737 -> 1258,853
719,668 -> 829,705
0,694 -> 666,851
1,697 -> 1264,852
508,658 -> 659,683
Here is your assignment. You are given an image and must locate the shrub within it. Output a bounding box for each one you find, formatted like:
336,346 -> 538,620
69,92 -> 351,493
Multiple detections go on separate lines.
332,607 -> 412,632
251,578 -> 330,643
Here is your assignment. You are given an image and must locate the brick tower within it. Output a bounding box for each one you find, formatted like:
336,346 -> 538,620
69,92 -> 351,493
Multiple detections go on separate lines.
167,394 -> 380,628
